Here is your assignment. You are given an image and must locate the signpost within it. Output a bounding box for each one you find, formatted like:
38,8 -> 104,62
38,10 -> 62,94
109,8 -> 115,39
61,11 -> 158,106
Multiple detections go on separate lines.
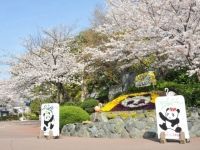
155,95 -> 190,143
40,103 -> 59,138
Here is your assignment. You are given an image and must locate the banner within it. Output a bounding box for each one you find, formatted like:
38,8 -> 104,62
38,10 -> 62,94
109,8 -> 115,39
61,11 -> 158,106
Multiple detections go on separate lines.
155,95 -> 190,140
41,103 -> 59,137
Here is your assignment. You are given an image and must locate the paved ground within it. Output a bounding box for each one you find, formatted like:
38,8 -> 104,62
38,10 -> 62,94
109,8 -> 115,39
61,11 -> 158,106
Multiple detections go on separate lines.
0,121 -> 199,150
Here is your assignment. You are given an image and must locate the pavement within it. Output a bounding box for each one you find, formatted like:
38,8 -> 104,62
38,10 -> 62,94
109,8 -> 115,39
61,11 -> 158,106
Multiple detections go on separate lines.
0,121 -> 199,150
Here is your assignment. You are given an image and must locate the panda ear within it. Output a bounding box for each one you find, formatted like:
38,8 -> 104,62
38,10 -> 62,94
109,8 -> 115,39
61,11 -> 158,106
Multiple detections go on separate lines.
166,108 -> 169,111
177,109 -> 180,113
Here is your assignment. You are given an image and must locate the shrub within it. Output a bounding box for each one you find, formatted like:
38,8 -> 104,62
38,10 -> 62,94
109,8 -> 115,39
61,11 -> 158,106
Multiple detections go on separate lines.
30,98 -> 54,116
164,68 -> 198,84
24,113 -> 39,120
105,111 -> 140,119
30,99 -> 42,115
63,101 -> 77,106
81,98 -> 99,114
156,81 -> 200,107
63,101 -> 82,107
60,106 -> 90,128
0,115 -> 19,121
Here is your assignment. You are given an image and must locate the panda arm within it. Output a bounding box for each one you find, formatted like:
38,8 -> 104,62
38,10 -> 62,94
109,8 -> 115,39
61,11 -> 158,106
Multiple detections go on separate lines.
49,115 -> 54,123
171,118 -> 179,127
159,112 -> 167,121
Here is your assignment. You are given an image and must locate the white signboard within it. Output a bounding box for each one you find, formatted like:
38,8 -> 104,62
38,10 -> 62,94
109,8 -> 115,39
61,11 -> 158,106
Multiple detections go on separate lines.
41,103 -> 59,137
155,95 -> 190,140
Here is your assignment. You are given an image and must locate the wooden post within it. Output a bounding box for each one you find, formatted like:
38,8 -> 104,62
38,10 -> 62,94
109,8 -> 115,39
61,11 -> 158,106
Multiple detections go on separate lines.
37,130 -> 43,139
179,131 -> 186,144
160,132 -> 166,144
47,130 -> 53,140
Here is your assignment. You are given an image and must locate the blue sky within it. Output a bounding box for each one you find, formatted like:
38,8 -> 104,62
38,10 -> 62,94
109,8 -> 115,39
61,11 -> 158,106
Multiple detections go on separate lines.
0,0 -> 105,79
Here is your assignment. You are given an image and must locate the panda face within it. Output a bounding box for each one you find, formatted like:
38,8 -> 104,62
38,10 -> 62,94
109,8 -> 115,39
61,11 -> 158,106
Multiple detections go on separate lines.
165,108 -> 179,120
43,110 -> 53,121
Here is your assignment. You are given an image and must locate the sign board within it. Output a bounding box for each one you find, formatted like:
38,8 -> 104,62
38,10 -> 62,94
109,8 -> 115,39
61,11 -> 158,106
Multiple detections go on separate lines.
41,103 -> 59,137
135,71 -> 156,87
155,95 -> 190,140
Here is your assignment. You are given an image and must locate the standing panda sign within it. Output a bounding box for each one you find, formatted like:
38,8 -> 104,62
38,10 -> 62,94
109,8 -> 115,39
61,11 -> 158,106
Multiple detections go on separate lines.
155,95 -> 190,142
41,103 -> 59,137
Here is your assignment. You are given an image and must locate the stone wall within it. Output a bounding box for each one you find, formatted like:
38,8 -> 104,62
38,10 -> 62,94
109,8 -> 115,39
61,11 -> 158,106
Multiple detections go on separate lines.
61,110 -> 200,139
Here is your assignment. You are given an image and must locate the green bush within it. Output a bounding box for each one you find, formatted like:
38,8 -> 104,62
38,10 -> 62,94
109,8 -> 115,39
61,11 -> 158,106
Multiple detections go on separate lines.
157,81 -> 200,107
60,106 -> 90,128
0,115 -> 19,121
63,101 -> 82,107
97,89 -> 109,102
164,68 -> 198,84
30,99 -> 42,115
30,98 -> 54,115
24,113 -> 39,120
81,98 -> 99,114
63,101 -> 77,106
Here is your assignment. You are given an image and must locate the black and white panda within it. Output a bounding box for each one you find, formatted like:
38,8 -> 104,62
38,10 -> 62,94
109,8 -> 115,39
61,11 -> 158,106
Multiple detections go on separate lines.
159,107 -> 182,133
43,109 -> 54,132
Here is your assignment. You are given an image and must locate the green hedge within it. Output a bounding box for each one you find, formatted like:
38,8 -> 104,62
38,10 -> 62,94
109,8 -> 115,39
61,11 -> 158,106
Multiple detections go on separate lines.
63,101 -> 82,107
0,115 -> 19,121
81,98 -> 99,114
60,106 -> 90,129
30,98 -> 54,115
157,81 -> 200,107
24,113 -> 39,120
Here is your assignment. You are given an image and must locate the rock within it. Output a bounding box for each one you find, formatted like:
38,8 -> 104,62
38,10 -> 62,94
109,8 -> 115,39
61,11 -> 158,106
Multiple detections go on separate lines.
74,123 -> 82,132
109,133 -> 121,138
89,92 -> 98,99
124,118 -> 143,138
122,72 -> 135,91
61,108 -> 200,139
124,117 -> 146,130
121,129 -> 130,138
190,112 -> 199,118
187,121 -> 193,130
82,120 -> 93,124
108,118 -> 125,134
143,131 -> 157,139
108,85 -> 123,100
76,127 -> 90,137
61,126 -> 70,136
88,125 -> 99,137
129,128 -> 143,138
90,112 -> 108,122
143,132 -> 156,139
190,124 -> 200,137
124,118 -> 135,133
61,124 -> 76,136
100,122 -> 112,137
147,117 -> 156,122
195,130 -> 200,137
134,121 -> 146,130
87,122 -> 109,138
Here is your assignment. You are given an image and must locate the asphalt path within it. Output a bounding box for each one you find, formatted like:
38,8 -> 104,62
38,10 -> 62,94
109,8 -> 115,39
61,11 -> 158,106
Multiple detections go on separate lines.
0,121 -> 199,150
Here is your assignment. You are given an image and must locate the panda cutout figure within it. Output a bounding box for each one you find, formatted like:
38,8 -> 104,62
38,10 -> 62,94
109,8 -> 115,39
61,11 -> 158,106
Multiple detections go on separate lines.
43,109 -> 54,132
41,103 -> 59,137
159,107 -> 182,133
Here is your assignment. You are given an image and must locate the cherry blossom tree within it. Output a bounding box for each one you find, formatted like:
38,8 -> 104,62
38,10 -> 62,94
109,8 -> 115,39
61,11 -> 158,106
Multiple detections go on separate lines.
10,27 -> 84,103
86,0 -> 200,79
0,79 -> 24,111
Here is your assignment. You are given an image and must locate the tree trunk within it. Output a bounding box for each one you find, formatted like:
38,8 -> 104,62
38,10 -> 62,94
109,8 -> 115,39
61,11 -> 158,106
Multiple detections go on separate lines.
56,82 -> 66,104
81,73 -> 88,102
